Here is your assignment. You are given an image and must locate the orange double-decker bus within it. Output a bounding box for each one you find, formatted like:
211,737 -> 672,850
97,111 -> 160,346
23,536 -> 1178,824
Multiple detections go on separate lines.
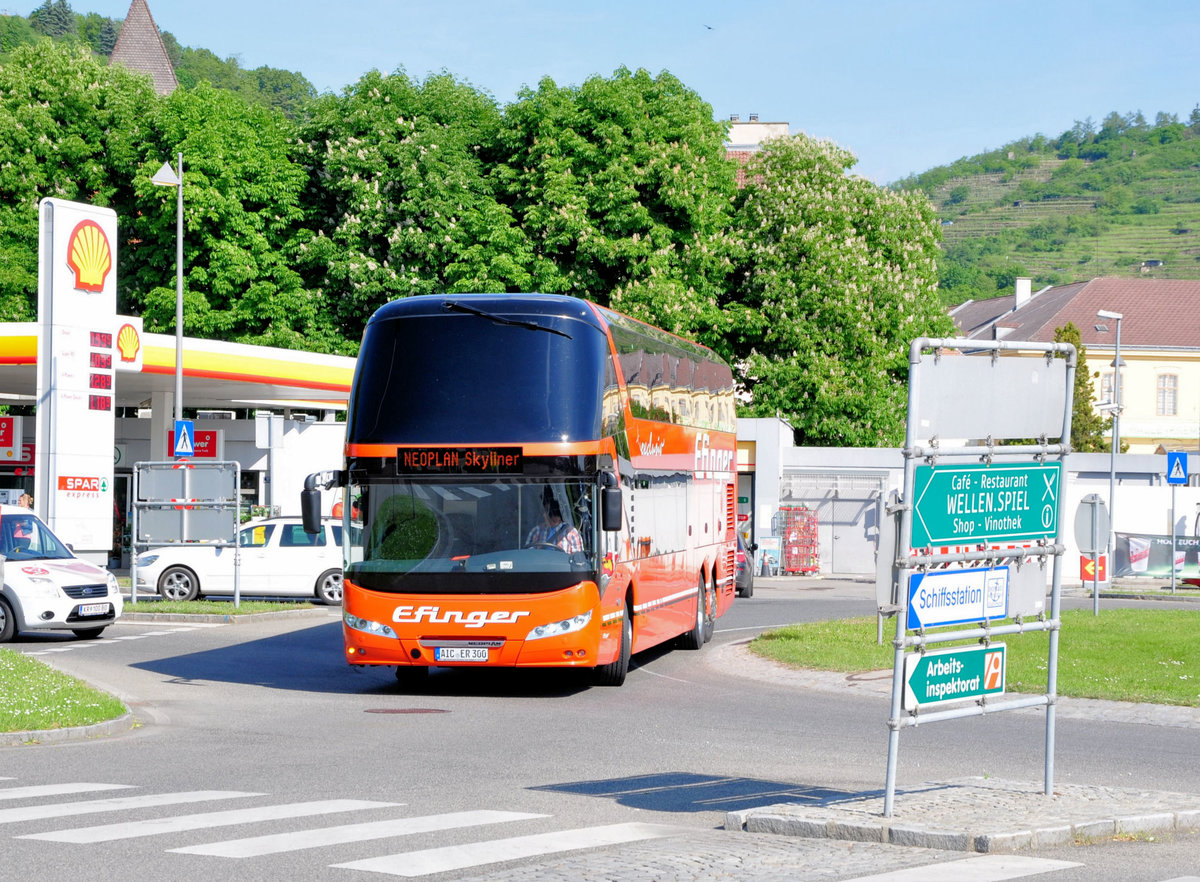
302,294 -> 737,686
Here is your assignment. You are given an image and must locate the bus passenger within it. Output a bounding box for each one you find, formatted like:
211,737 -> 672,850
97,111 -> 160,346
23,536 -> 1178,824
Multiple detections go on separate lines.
526,499 -> 584,553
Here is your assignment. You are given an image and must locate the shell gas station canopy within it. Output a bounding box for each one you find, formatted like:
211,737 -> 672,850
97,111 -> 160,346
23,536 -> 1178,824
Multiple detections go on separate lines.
0,322 -> 354,414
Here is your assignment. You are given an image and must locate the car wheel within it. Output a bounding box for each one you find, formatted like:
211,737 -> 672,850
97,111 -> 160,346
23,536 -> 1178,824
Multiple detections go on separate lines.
158,566 -> 200,602
740,574 -> 754,598
594,597 -> 632,686
315,569 -> 343,605
72,627 -> 106,639
0,597 -> 15,642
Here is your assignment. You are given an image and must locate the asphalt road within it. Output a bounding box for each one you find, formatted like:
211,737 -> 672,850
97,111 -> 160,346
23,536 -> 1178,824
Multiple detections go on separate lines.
2,577 -> 1199,881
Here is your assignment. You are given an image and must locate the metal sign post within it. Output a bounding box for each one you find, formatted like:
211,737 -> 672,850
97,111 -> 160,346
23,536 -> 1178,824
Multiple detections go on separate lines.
881,337 -> 1075,817
1074,494 -> 1110,616
1167,452 -> 1188,595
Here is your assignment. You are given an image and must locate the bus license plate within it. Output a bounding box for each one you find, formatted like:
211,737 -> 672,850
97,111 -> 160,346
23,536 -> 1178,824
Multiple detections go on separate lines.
78,603 -> 109,617
435,647 -> 489,662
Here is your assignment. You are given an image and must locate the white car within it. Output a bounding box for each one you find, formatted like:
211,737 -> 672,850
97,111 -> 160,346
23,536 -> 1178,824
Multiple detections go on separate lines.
0,503 -> 123,642
134,517 -> 350,604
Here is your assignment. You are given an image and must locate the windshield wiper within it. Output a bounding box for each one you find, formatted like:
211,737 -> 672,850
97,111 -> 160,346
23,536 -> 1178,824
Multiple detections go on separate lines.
442,300 -> 573,339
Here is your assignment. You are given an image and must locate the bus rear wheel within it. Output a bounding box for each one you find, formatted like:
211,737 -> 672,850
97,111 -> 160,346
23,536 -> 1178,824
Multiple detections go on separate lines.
681,576 -> 706,650
594,599 -> 631,686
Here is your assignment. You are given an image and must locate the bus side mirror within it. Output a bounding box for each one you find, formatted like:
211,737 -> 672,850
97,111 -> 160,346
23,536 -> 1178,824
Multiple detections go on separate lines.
301,488 -> 322,535
301,469 -> 344,534
599,471 -> 621,532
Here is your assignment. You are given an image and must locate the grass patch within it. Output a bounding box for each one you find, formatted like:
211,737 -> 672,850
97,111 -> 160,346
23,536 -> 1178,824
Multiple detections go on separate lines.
0,648 -> 127,733
124,599 -> 316,615
750,609 -> 1200,707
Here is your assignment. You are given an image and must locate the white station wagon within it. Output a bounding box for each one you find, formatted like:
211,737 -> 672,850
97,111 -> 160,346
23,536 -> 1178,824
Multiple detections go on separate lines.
134,516 -> 351,604
0,503 -> 123,642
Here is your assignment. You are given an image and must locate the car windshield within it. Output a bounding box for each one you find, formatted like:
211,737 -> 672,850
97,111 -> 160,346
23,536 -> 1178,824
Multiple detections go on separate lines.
349,479 -> 596,578
0,512 -> 74,562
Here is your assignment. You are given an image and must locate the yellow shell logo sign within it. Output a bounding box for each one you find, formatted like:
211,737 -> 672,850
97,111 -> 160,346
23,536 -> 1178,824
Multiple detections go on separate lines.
117,322 -> 140,362
66,219 -> 112,293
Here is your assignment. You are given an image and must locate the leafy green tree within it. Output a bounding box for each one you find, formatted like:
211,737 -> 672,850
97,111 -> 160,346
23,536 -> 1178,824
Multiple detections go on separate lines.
0,14 -> 38,55
29,0 -> 75,39
1054,322 -> 1111,452
122,83 -> 331,350
296,69 -> 530,343
494,66 -> 738,340
247,65 -> 316,119
77,12 -> 119,57
175,47 -> 242,92
729,134 -> 954,446
0,41 -> 158,320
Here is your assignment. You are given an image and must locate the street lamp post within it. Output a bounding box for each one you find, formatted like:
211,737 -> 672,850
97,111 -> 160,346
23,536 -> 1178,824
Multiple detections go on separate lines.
151,153 -> 184,423
1097,309 -> 1123,583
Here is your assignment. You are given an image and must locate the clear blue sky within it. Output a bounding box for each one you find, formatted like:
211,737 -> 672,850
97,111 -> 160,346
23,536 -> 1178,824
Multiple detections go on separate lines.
61,0 -> 1200,184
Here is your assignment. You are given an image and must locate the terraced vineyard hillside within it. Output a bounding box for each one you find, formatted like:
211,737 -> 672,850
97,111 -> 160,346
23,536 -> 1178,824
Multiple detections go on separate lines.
901,121 -> 1200,303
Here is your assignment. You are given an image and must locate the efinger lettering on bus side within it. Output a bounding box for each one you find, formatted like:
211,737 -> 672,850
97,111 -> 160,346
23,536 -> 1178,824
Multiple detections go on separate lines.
301,293 -> 740,689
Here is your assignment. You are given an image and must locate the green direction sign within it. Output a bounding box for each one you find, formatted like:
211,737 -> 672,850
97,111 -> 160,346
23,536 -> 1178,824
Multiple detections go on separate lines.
911,462 -> 1061,548
903,644 -> 1006,709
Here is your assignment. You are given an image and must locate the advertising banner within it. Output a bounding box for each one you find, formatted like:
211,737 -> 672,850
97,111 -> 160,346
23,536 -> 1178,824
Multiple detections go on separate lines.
1112,532 -> 1200,580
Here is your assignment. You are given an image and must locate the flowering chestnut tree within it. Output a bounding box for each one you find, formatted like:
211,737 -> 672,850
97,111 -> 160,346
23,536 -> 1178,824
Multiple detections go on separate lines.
729,134 -> 954,446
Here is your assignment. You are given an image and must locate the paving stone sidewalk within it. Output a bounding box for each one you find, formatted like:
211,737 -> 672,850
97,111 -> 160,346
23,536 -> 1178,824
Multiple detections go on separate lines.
725,776 -> 1200,854
713,640 -> 1200,853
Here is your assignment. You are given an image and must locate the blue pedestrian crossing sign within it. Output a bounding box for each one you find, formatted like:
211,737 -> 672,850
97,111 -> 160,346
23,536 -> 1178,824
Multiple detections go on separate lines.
1167,451 -> 1188,485
174,419 -> 195,457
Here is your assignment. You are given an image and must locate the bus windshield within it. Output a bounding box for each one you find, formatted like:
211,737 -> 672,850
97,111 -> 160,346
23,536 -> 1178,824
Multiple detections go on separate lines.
347,478 -> 598,592
348,307 -> 610,445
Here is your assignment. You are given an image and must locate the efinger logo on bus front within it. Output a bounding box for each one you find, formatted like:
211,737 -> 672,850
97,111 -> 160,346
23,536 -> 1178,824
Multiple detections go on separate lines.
392,605 -> 531,628
694,432 -> 733,476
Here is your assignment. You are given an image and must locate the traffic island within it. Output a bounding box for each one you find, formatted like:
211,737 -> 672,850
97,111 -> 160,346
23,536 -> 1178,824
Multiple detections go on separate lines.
725,777 -> 1200,853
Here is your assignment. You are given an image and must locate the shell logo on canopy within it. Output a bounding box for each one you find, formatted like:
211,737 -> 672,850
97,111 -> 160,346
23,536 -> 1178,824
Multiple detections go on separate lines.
66,219 -> 113,293
117,322 -> 140,362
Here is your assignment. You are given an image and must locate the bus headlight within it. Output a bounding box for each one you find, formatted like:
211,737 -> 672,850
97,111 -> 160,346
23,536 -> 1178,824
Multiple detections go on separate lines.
526,610 -> 591,641
343,611 -> 398,639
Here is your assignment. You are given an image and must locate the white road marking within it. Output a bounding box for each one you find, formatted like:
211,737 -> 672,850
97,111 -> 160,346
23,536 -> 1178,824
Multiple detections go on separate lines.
332,822 -> 686,877
0,783 -> 134,802
0,791 -> 259,825
837,854 -> 1084,881
21,799 -> 397,843
170,810 -> 546,858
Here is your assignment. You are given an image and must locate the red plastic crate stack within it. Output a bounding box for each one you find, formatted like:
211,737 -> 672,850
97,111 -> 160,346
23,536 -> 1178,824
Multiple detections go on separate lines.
780,505 -> 819,574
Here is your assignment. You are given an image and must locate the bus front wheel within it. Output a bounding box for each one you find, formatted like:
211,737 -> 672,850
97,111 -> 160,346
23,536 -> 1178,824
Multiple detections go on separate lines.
594,599 -> 631,686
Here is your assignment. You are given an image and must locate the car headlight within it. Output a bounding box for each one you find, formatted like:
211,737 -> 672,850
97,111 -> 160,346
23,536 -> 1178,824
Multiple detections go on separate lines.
23,577 -> 61,599
526,610 -> 592,641
136,554 -> 159,567
343,611 -> 397,639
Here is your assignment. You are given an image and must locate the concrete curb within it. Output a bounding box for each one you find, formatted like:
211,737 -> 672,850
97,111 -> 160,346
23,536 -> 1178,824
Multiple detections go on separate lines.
724,777 -> 1200,854
1,711 -> 136,748
119,606 -> 334,624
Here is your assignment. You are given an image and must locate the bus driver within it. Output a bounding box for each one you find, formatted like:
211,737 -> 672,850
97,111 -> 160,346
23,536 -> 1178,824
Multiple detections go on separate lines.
526,498 -> 584,554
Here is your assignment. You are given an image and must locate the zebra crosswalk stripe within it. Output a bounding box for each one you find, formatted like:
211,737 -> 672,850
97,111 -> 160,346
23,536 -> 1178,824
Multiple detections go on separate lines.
170,810 -> 548,858
19,799 -> 397,844
0,783 -> 134,802
332,821 -> 687,877
0,790 -> 258,825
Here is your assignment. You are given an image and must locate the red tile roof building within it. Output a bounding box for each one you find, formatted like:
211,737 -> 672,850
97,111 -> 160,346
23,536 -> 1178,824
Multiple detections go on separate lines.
952,278 -> 1200,453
